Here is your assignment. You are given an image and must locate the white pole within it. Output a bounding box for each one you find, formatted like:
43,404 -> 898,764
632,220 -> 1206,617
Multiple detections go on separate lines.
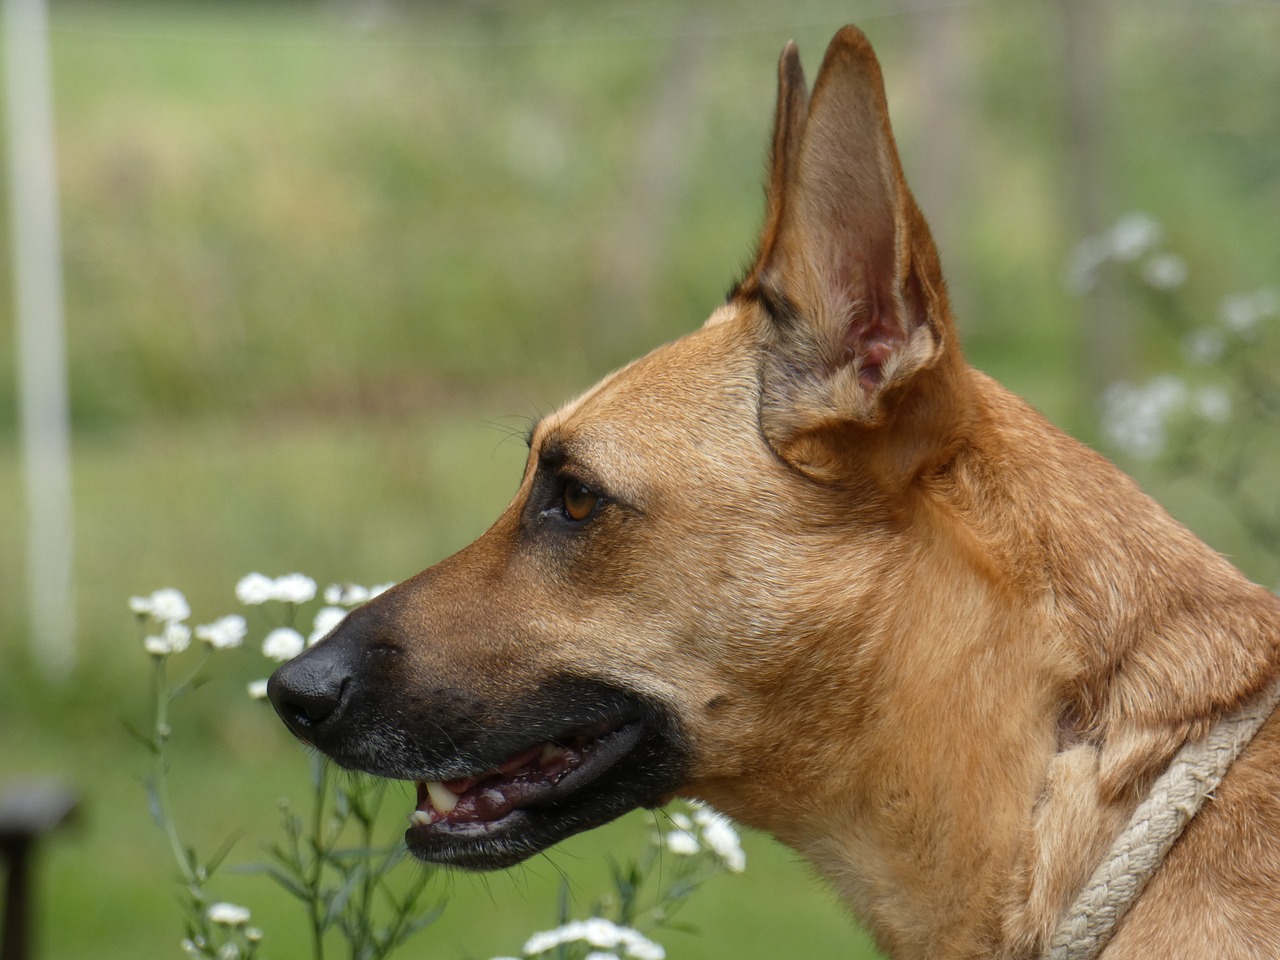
4,0 -> 75,679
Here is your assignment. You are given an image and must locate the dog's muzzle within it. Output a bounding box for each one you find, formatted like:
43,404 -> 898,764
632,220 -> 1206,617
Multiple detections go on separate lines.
266,611 -> 691,870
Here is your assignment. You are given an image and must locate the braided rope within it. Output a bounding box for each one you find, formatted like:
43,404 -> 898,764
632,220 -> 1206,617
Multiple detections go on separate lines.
1043,680 -> 1280,960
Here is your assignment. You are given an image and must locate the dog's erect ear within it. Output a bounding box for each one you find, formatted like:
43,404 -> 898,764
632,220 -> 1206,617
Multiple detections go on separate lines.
739,26 -> 958,473
754,41 -> 809,273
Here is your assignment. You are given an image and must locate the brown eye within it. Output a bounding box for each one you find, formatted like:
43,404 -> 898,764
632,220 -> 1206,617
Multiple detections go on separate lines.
562,481 -> 598,522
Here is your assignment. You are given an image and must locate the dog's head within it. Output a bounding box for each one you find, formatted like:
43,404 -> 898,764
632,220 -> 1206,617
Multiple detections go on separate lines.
269,25 -> 969,870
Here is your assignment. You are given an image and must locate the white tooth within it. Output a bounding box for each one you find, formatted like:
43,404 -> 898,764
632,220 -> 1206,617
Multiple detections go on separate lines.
541,743 -> 566,763
409,809 -> 434,826
425,781 -> 460,813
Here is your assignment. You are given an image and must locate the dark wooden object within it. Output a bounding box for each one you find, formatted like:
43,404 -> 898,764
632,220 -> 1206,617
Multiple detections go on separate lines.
0,782 -> 79,960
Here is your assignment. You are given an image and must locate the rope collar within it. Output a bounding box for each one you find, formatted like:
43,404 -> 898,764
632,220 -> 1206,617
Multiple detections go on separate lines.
1043,679 -> 1280,960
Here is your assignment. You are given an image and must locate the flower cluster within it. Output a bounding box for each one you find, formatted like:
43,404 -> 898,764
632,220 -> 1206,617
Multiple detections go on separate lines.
1179,287 -> 1280,367
1065,212 -> 1188,295
1219,288 -> 1280,337
235,572 -> 317,606
197,615 -> 250,650
131,587 -> 249,657
206,902 -> 253,927
131,574 -> 394,698
474,800 -> 748,960
658,803 -> 746,873
133,572 -> 445,960
1100,375 -> 1231,461
495,917 -> 666,960
1066,213 -> 1280,464
181,902 -> 263,960
232,574 -> 396,685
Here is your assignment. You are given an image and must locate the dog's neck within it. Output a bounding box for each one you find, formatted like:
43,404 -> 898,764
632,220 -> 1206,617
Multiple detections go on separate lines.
716,368 -> 1280,959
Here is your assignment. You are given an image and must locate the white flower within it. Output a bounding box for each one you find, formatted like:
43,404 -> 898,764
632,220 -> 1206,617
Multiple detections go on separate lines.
238,571 -> 318,605
1193,385 -> 1231,424
217,944 -> 240,960
247,678 -> 270,700
262,627 -> 306,662
525,920 -> 607,955
131,588 -> 190,623
325,582 -> 371,606
1107,212 -> 1162,262
1182,328 -> 1225,366
308,607 -> 347,646
206,902 -> 251,926
585,954 -> 621,960
195,614 -> 248,650
1141,252 -> 1187,290
236,573 -> 276,605
664,829 -> 699,856
165,622 -> 192,652
1064,235 -> 1110,294
694,808 -> 747,872
150,588 -> 190,623
1219,288 -> 1279,336
617,930 -> 665,960
180,939 -> 200,958
522,929 -> 561,954
521,919 -> 662,960
1100,375 -> 1189,460
1220,295 -> 1254,333
143,622 -> 192,657
272,573 -> 316,605
582,917 -> 624,948
245,927 -> 263,943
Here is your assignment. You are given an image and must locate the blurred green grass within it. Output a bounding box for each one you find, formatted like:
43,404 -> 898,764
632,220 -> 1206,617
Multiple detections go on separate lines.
1,1 -> 1278,958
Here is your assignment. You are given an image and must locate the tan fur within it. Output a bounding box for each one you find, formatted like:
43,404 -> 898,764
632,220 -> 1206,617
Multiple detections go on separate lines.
279,25 -> 1280,959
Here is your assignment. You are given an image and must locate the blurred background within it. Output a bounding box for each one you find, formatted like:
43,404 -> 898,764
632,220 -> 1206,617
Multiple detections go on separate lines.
1,0 -> 1277,957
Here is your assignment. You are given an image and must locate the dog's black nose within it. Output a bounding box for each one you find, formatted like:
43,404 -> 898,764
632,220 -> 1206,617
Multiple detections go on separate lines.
267,647 -> 352,740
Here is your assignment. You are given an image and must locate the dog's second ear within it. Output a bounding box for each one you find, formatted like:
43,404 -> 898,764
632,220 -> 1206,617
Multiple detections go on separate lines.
738,26 -> 960,480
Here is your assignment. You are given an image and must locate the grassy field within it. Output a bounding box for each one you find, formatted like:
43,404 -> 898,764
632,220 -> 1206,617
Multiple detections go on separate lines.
1,1 -> 1278,958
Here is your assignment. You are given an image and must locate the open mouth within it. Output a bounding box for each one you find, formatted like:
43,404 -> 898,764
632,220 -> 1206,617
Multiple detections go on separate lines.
404,716 -> 650,868
270,650 -> 688,872
411,717 -> 643,826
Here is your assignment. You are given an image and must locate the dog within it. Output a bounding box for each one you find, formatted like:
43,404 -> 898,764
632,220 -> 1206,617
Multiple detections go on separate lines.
268,25 -> 1280,959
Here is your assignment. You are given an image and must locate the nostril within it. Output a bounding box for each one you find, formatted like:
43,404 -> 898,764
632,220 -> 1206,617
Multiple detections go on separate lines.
267,658 -> 351,738
280,681 -> 346,731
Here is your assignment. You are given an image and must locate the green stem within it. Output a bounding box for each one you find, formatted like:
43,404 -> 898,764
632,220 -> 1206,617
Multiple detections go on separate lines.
152,656 -> 199,888
309,756 -> 330,960
354,783 -> 381,958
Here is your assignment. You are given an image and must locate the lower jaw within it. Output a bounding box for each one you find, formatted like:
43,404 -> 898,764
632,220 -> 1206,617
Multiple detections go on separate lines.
405,809 -> 545,870
403,784 -> 642,869
408,808 -> 525,841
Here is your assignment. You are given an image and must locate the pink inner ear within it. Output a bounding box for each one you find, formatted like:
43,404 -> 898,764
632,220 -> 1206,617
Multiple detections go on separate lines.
838,262 -> 903,391
856,335 -> 898,390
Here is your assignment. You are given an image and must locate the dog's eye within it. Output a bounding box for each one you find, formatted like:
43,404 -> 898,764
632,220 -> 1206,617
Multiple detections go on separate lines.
561,480 -> 599,523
